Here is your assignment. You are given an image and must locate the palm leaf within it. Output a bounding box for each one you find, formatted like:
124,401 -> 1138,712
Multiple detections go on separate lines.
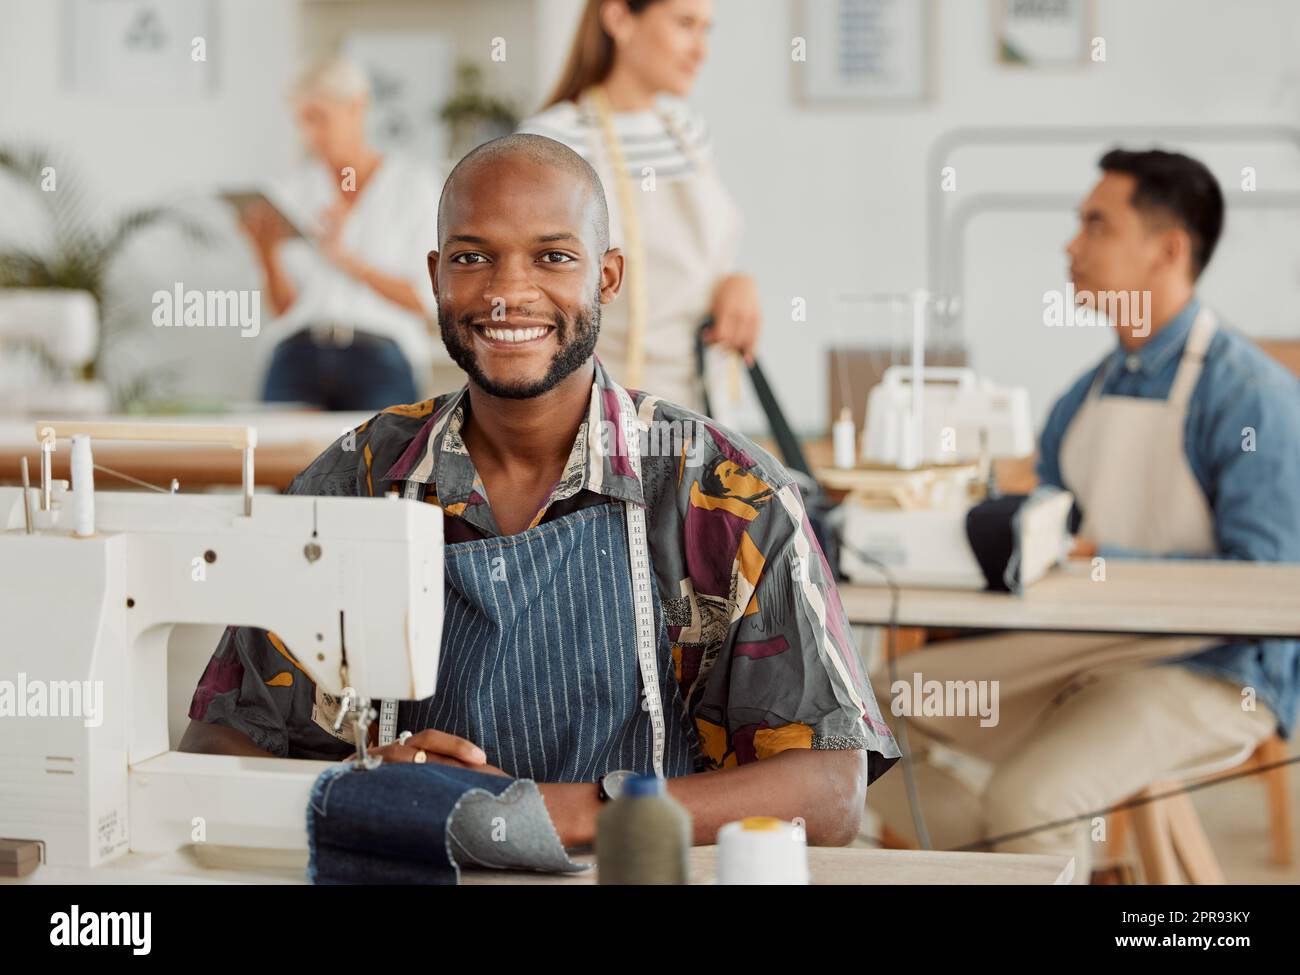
0,141 -> 214,390
98,204 -> 213,258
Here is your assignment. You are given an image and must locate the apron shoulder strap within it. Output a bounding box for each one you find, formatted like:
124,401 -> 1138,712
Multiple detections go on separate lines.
585,86 -> 649,389
1168,307 -> 1218,408
1084,354 -> 1117,401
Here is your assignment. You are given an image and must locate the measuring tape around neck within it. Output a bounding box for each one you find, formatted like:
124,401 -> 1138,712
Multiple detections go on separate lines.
612,383 -> 667,778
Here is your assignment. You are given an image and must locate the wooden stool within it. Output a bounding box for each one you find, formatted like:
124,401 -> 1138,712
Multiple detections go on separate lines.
1107,736 -> 1292,884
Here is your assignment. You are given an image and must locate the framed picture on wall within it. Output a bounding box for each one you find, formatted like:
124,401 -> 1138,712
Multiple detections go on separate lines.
995,0 -> 1094,66
342,31 -> 456,166
62,0 -> 216,96
795,0 -> 933,106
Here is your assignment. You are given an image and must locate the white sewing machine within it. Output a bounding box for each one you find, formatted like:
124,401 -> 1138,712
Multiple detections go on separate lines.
829,291 -> 1066,590
861,366 -> 1034,468
832,463 -> 1072,590
0,421 -> 443,882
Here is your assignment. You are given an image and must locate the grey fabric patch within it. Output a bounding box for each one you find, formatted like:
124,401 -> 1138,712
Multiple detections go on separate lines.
446,779 -> 591,878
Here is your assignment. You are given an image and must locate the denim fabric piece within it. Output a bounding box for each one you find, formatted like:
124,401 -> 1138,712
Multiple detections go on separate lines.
446,782 -> 589,874
306,762 -> 585,884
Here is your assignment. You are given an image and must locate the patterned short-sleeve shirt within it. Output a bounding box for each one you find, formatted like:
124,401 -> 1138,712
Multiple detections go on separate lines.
189,357 -> 900,785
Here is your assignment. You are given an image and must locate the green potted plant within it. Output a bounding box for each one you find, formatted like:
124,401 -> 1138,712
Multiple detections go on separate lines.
0,144 -> 209,407
438,61 -> 520,160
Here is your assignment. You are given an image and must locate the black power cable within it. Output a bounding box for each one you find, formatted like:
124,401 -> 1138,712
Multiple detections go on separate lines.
841,538 -> 934,850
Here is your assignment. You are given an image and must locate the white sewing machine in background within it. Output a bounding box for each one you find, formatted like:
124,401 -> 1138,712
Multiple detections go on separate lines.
831,463 -> 1072,590
0,421 -> 443,882
0,289 -> 110,417
861,365 -> 1033,468
826,290 -> 1066,590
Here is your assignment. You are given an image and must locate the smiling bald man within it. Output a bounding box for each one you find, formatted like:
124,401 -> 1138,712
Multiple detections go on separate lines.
181,134 -> 899,848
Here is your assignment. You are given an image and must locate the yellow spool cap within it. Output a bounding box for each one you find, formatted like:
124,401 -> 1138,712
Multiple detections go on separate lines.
739,817 -> 782,832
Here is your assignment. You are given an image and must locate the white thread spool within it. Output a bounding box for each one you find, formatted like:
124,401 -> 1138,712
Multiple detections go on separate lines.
832,408 -> 857,469
896,411 -> 920,471
832,405 -> 863,470
716,817 -> 809,885
70,434 -> 95,537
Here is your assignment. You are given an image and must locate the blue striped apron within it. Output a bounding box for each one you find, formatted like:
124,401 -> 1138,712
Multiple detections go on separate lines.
391,498 -> 699,783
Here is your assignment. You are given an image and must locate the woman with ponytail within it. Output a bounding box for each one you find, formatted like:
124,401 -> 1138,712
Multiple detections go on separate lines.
518,0 -> 759,415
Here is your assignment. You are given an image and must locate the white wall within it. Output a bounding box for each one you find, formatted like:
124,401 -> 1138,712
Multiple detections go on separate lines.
0,0 -> 302,404
0,0 -> 301,199
4,0 -> 1300,429
687,0 -> 1300,434
0,0 -> 562,406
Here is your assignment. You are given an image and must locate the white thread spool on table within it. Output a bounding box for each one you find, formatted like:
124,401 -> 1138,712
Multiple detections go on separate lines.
716,817 -> 809,885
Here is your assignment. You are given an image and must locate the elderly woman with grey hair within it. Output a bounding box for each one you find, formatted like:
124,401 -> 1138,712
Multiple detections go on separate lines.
239,56 -> 454,410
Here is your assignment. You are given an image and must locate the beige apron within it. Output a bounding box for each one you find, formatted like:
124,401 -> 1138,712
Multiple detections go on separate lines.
584,90 -> 743,413
881,309 -> 1221,762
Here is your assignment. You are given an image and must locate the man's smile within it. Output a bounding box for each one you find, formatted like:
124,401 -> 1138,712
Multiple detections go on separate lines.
469,319 -> 557,350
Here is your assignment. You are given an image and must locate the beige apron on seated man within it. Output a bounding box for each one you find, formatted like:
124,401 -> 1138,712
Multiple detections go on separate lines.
866,308 -> 1276,875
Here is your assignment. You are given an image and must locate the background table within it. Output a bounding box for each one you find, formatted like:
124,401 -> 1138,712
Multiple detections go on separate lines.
0,411 -> 370,492
840,558 -> 1300,639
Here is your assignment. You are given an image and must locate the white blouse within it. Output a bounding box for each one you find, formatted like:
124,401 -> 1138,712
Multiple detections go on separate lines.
267,153 -> 448,383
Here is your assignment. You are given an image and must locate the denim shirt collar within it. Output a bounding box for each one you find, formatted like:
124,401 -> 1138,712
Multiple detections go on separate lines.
1107,296 -> 1201,381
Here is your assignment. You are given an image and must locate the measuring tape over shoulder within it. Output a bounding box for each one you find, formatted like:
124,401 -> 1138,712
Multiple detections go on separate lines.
587,85 -> 648,391
586,85 -> 740,403
611,381 -> 668,779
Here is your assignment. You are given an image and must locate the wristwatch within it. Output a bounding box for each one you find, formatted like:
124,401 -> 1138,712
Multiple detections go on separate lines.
597,769 -> 637,802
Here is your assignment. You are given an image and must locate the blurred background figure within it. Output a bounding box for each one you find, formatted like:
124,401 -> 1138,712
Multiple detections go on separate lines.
242,55 -> 447,411
519,0 -> 759,415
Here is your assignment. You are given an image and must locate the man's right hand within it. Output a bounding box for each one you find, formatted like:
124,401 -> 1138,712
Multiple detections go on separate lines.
351,729 -> 509,776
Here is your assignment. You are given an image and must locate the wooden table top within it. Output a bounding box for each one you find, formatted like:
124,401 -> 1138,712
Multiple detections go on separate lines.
5,843 -> 1073,885
839,558 -> 1300,638
461,845 -> 1074,885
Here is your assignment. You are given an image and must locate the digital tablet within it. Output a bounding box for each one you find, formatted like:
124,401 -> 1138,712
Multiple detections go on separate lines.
219,190 -> 313,241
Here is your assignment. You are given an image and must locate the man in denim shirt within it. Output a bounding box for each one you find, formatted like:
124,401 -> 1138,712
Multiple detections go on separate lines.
869,148 -> 1300,881
1041,153 -> 1300,742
